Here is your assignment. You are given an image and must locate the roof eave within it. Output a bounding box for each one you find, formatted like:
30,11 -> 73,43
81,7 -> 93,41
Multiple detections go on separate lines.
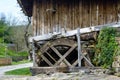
17,0 -> 33,17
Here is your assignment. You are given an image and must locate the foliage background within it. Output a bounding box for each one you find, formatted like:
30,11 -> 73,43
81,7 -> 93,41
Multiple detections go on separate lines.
0,14 -> 31,61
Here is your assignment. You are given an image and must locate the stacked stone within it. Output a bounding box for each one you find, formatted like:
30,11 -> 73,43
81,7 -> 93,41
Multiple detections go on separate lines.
112,37 -> 120,72
112,56 -> 120,72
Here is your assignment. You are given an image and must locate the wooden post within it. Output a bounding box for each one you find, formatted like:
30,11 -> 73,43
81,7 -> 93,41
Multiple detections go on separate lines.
76,28 -> 82,67
32,40 -> 37,67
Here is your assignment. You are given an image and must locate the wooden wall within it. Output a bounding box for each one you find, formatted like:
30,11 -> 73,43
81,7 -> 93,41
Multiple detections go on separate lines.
32,0 -> 120,36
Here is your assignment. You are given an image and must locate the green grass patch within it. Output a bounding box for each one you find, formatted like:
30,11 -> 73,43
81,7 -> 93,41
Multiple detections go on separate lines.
0,55 -> 6,58
12,60 -> 31,65
5,67 -> 31,75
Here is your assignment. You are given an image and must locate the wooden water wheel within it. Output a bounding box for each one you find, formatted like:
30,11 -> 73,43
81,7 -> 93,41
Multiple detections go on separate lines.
35,38 -> 93,67
36,38 -> 77,67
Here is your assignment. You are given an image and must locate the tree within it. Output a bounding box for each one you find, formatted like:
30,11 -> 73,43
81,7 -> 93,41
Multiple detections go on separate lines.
0,14 -> 8,57
0,14 -> 7,42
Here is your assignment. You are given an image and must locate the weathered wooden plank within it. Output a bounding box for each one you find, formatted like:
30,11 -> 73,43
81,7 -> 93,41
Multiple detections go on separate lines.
76,28 -> 81,67
37,0 -> 40,35
98,0 -> 104,25
79,0 -> 82,28
76,0 -> 80,28
46,51 -> 57,63
71,0 -> 75,29
43,0 -> 46,33
118,0 -> 120,22
32,40 -> 38,67
72,60 -> 78,66
67,0 -> 71,30
54,0 -> 59,32
86,0 -> 90,27
82,54 -> 94,67
36,1 -> 40,35
74,0 -> 77,29
32,0 -> 37,36
115,0 -> 118,22
91,0 -> 98,26
32,0 -> 120,36
41,55 -> 53,66
103,0 -> 107,24
82,0 -> 85,27
106,0 -> 112,23
29,22 -> 120,42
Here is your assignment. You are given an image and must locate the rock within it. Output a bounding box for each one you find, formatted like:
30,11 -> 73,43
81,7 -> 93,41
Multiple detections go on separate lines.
112,56 -> 120,68
114,72 -> 120,77
90,69 -> 106,75
36,74 -> 48,77
51,72 -> 67,78
84,69 -> 91,74
79,70 -> 86,75
105,69 -> 115,75
115,67 -> 120,73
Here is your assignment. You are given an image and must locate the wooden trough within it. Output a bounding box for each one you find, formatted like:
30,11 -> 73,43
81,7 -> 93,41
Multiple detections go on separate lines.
17,0 -> 120,75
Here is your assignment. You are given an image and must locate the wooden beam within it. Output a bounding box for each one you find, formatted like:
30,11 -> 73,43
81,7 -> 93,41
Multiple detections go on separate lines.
41,55 -> 53,66
32,40 -> 38,67
29,22 -> 120,42
72,52 -> 87,66
82,54 -> 94,67
72,60 -> 78,66
46,51 -> 57,63
76,28 -> 82,67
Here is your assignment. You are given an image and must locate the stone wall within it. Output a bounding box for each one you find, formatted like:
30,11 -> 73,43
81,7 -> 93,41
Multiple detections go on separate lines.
112,37 -> 120,72
112,56 -> 120,72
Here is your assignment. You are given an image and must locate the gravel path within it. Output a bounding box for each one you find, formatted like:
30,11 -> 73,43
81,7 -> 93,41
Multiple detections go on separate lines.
0,63 -> 32,76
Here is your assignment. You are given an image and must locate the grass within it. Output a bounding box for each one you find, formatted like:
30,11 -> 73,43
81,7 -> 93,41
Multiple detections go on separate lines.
0,55 -> 6,58
0,50 -> 28,58
5,67 -> 31,75
12,60 -> 31,65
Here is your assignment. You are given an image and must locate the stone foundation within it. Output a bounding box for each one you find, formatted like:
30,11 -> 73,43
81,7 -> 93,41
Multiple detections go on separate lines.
112,56 -> 120,72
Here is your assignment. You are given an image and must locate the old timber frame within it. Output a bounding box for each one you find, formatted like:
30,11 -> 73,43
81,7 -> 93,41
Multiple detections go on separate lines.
18,0 -> 120,75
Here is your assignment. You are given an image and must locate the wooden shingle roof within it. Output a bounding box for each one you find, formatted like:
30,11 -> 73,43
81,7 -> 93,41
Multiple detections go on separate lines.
17,0 -> 33,17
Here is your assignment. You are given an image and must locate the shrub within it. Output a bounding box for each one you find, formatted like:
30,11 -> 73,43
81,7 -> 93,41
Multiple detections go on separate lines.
0,44 -> 28,61
93,27 -> 118,68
